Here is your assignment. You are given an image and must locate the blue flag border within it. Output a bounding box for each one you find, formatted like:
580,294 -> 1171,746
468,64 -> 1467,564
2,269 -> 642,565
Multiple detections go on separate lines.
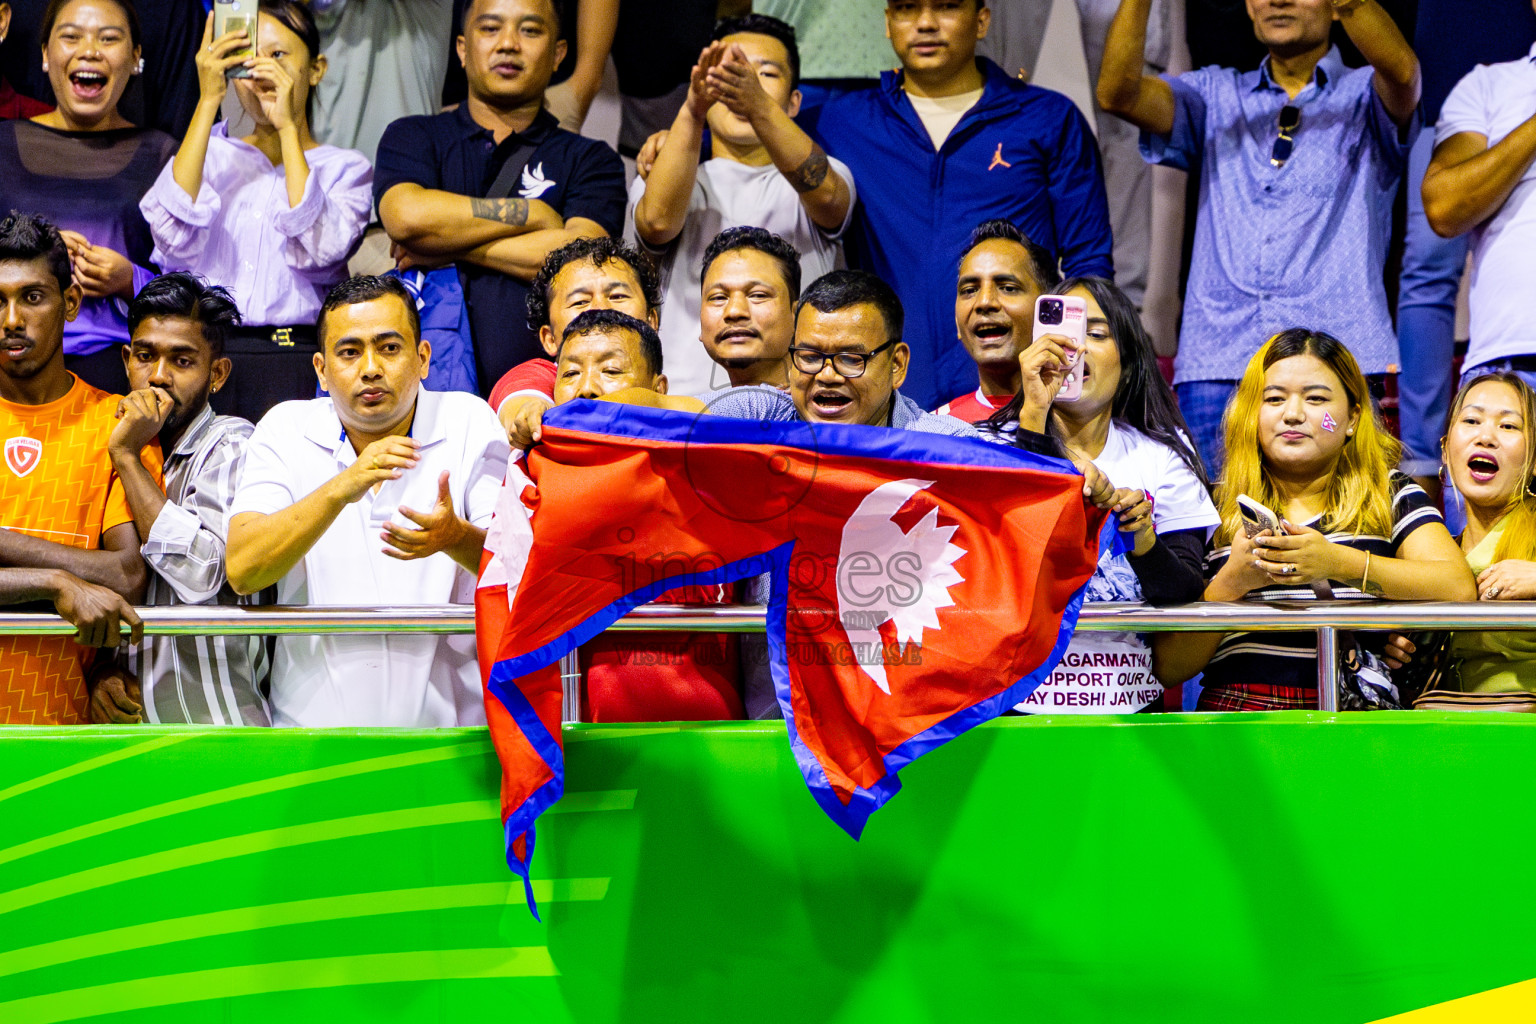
484,402 -> 1124,905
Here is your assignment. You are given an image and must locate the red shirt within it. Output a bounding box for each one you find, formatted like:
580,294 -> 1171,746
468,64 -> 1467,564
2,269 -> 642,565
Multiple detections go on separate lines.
0,78 -> 52,121
489,358 -> 557,410
582,581 -> 744,723
934,388 -> 1013,425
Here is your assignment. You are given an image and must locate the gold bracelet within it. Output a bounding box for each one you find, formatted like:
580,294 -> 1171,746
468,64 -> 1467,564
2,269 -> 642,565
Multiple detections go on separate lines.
1332,0 -> 1367,12
1360,551 -> 1372,594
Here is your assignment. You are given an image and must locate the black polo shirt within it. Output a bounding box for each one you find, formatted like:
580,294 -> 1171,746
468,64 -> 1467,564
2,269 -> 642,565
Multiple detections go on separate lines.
374,105 -> 626,392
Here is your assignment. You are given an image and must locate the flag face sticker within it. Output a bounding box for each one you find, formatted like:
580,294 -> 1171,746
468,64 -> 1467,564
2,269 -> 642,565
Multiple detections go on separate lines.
5,437 -> 40,477
476,403 -> 1117,913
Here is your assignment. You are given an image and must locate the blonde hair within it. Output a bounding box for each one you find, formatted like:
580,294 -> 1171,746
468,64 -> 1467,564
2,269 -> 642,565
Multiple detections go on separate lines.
1446,372 -> 1536,562
1214,329 -> 1399,546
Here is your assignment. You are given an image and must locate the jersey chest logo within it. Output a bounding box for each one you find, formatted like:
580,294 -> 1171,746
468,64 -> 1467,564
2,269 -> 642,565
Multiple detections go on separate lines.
519,163 -> 557,199
5,437 -> 41,477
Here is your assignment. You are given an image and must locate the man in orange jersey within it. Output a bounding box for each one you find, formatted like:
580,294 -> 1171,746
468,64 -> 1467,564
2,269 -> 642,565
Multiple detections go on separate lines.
0,213 -> 158,724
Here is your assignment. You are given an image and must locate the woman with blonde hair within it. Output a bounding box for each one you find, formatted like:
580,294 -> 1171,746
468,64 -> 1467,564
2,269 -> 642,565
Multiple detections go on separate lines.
1388,373 -> 1536,700
1163,328 -> 1474,710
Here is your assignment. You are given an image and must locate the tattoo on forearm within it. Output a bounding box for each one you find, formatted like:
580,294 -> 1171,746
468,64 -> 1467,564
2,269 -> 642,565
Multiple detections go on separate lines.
787,144 -> 830,194
470,197 -> 531,227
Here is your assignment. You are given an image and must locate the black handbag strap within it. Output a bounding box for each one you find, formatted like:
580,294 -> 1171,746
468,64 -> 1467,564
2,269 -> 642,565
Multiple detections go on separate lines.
485,140 -> 541,200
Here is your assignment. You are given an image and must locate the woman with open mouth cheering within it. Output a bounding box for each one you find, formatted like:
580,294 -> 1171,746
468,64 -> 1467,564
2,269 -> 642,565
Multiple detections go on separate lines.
1388,374 -> 1536,705
0,0 -> 176,393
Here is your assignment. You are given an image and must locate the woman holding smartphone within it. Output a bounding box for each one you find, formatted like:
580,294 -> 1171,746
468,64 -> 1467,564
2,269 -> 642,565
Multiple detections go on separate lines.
140,0 -> 370,422
0,0 -> 176,392
1169,329 -> 1473,711
999,277 -> 1217,713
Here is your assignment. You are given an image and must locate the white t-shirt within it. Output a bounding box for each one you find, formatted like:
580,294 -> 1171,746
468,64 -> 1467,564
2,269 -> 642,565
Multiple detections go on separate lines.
906,87 -> 983,150
1014,421 -> 1218,715
626,156 -> 856,396
228,389 -> 511,728
1437,45 -> 1536,371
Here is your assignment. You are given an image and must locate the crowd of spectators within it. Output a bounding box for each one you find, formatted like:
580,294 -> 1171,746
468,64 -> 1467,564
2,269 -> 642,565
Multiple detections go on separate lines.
1,0 -> 1535,728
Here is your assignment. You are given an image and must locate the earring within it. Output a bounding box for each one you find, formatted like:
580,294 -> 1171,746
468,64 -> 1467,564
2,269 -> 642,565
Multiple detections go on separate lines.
134,57 -> 144,75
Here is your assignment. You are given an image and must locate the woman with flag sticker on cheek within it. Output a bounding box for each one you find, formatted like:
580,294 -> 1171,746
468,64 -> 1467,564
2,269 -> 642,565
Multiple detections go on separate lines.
998,277 -> 1217,715
1168,329 -> 1474,712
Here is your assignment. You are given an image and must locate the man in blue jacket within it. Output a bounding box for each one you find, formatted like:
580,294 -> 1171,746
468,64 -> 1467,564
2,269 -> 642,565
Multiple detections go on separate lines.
799,0 -> 1113,410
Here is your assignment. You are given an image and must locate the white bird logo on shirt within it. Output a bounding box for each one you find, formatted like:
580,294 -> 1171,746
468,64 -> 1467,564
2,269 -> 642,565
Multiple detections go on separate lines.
519,163 -> 557,199
837,479 -> 966,695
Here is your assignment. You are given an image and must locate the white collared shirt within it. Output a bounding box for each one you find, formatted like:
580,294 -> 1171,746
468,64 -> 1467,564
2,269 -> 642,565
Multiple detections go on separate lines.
227,388 -> 511,727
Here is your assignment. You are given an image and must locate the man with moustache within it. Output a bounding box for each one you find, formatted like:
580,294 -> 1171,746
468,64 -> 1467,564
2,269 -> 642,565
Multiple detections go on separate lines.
375,0 -> 625,391
695,227 -> 799,392
629,15 -> 853,395
100,272 -> 270,725
225,276 -> 509,727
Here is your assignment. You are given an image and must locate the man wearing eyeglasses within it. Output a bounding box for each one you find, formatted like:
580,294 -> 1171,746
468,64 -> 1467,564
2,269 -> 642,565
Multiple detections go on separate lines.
1097,0 -> 1420,475
698,269 -> 980,439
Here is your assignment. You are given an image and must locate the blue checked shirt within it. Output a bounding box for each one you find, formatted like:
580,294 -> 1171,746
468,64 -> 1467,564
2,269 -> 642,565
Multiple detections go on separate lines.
1142,48 -> 1417,384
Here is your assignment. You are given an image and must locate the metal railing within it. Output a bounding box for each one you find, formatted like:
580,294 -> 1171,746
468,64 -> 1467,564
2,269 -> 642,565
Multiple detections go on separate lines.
8,600 -> 1535,717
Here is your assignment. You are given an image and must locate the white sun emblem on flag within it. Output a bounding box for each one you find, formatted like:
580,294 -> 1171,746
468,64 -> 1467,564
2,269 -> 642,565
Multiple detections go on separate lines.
836,479 -> 966,694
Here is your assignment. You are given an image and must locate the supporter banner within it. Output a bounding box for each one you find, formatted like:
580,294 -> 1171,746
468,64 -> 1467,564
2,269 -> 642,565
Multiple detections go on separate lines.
476,402 -> 1114,912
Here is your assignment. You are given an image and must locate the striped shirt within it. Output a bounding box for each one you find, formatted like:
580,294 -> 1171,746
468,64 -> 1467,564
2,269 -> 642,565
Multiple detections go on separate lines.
1200,473 -> 1441,694
128,405 -> 272,725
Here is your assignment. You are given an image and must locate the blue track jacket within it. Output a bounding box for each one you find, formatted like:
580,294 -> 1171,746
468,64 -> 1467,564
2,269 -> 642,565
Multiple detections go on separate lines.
803,59 -> 1113,410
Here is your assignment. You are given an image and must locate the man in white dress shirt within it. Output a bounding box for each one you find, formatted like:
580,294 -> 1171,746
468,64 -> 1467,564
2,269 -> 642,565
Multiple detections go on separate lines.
226,275 -> 510,727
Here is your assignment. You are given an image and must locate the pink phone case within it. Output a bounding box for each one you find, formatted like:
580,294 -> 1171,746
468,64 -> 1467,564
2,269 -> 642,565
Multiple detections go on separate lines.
1033,295 -> 1088,401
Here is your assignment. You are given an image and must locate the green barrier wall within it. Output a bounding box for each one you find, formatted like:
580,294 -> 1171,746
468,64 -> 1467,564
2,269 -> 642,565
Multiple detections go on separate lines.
0,713 -> 1529,1023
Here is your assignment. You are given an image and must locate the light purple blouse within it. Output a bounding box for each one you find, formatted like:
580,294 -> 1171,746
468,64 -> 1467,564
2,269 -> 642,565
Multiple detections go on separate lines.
140,123 -> 373,327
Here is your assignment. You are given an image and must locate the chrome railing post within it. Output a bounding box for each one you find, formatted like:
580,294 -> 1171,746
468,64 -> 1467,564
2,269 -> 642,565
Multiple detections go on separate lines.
559,649 -> 582,724
1316,626 -> 1339,713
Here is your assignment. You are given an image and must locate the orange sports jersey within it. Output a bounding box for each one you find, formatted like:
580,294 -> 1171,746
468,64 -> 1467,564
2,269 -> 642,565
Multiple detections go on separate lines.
0,376 -> 163,724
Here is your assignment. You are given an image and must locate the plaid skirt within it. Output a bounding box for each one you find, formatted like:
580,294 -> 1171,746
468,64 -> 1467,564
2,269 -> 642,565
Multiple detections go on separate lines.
1197,684 -> 1317,712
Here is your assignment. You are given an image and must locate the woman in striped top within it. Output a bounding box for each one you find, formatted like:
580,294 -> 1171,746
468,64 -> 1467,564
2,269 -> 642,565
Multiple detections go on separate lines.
1163,329 -> 1475,710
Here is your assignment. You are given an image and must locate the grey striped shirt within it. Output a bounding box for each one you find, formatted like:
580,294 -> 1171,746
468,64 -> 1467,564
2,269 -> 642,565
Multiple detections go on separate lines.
128,405 -> 272,725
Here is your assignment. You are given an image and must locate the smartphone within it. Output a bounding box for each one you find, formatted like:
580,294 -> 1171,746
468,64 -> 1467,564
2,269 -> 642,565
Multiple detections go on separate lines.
213,0 -> 257,78
1034,295 -> 1087,402
1236,494 -> 1282,539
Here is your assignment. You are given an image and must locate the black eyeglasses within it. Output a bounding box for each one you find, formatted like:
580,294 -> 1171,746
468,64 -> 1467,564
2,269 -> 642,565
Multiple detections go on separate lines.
1270,105 -> 1301,167
789,339 -> 897,378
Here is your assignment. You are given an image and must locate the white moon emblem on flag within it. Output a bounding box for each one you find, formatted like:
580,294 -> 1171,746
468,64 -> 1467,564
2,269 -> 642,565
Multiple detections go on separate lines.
836,479 -> 966,694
